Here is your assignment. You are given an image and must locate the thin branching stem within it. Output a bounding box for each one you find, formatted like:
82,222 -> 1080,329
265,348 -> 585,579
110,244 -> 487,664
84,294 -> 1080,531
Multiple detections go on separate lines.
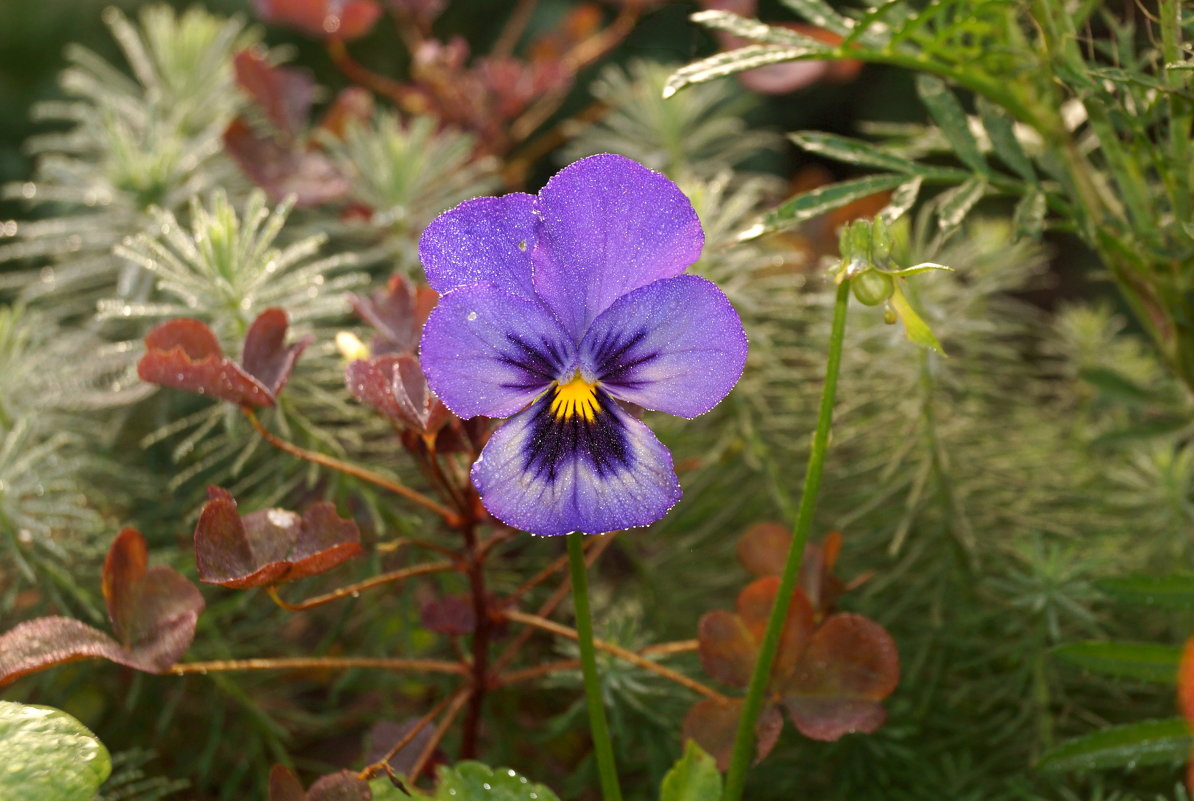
358,692 -> 459,780
266,561 -> 459,612
243,408 -> 463,527
168,656 -> 468,676
723,279 -> 851,800
409,688 -> 472,784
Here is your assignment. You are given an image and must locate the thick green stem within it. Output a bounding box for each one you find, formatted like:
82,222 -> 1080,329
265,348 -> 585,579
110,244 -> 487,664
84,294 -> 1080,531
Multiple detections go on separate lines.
723,279 -> 851,800
567,532 -> 623,801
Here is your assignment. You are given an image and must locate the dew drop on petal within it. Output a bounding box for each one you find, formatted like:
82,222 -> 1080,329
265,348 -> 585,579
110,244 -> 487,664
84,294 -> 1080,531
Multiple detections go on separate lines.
467,311 -> 478,321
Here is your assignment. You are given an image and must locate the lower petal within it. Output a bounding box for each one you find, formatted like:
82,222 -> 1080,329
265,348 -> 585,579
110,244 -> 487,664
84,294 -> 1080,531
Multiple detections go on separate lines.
471,392 -> 681,536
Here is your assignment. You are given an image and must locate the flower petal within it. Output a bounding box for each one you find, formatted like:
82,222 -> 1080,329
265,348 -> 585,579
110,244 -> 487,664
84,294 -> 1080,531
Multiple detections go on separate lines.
419,284 -> 574,418
531,154 -> 704,337
419,193 -> 539,298
580,275 -> 747,418
471,391 -> 681,535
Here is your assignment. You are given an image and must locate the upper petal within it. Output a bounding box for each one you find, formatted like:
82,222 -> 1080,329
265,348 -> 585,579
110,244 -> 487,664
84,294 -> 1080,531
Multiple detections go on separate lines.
580,275 -> 747,418
471,391 -> 681,536
419,283 -> 574,419
419,193 -> 539,298
531,154 -> 704,338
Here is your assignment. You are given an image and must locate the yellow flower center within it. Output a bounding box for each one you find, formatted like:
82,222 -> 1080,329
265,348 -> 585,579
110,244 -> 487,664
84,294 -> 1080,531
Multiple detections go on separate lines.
549,374 -> 600,422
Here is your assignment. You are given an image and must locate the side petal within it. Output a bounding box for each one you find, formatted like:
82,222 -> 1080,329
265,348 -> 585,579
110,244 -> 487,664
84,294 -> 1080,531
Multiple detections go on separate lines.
471,392 -> 681,536
581,275 -> 747,418
419,193 -> 539,298
532,154 -> 704,338
419,284 -> 574,419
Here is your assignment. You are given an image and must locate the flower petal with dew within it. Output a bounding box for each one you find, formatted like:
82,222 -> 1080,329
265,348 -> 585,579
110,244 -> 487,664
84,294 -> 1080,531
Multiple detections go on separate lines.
418,154 -> 747,536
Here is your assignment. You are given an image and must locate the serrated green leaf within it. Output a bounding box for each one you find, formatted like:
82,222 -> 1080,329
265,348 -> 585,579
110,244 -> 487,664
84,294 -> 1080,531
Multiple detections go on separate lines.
1097,575 -> 1194,610
880,177 -> 923,223
660,741 -> 722,801
761,174 -> 907,232
1037,718 -> 1191,773
0,701 -> 111,801
1053,642 -> 1183,684
976,97 -> 1035,182
1013,189 -> 1046,240
789,132 -> 924,174
936,177 -> 988,233
889,282 -> 945,355
778,0 -> 853,36
690,11 -> 833,49
663,45 -> 819,98
373,762 -> 562,801
916,75 -> 987,175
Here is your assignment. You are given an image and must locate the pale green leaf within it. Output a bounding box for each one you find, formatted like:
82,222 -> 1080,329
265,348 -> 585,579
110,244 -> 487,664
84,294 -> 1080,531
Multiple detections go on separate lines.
660,741 -> 722,801
880,176 -> 923,223
976,97 -> 1035,182
881,262 -> 953,277
936,177 -> 988,233
916,75 -> 987,175
1013,188 -> 1047,240
778,0 -> 853,36
1097,575 -> 1194,610
0,701 -> 111,801
760,174 -> 908,233
664,45 -> 819,98
1053,642 -> 1182,684
890,283 -> 945,355
789,131 -> 924,174
1037,718 -> 1191,772
690,11 -> 833,49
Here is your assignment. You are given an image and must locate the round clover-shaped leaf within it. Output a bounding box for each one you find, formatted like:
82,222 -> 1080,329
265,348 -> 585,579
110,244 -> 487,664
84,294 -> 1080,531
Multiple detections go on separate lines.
429,762 -> 561,801
0,701 -> 111,801
681,698 -> 783,772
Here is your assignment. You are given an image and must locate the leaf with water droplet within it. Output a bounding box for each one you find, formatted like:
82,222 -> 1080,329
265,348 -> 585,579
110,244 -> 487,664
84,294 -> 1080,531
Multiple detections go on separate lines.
371,762 -> 560,801
194,487 -> 362,589
0,701 -> 111,801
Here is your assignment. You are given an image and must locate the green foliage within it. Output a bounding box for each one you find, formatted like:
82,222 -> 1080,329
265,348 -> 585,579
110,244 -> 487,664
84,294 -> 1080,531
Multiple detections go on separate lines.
659,741 -> 721,801
0,701 -> 111,801
372,762 -> 561,801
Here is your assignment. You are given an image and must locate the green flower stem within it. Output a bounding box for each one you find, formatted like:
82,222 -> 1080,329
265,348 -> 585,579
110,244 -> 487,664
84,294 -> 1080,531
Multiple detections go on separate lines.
567,531 -> 623,801
723,279 -> 852,801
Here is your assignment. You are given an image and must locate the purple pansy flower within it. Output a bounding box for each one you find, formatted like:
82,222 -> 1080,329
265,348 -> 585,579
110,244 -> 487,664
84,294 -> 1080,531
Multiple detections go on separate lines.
418,154 -> 748,536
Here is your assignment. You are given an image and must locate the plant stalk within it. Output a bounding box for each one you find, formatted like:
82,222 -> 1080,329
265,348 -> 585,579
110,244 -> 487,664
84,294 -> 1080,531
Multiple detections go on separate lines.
723,279 -> 851,800
567,531 -> 623,801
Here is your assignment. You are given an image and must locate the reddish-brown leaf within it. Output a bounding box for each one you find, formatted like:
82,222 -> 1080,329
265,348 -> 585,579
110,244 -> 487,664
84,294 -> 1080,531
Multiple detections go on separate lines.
0,530 -> 203,685
253,0 -> 382,40
349,275 -> 437,356
234,50 -> 316,141
138,318 -> 275,407
681,698 -> 783,772
735,577 -> 816,688
736,522 -> 789,577
1180,634 -> 1194,724
269,765 -> 307,801
346,355 -> 450,433
224,120 -> 350,208
697,611 -> 756,689
737,525 -> 847,615
0,617 -> 128,686
781,613 -> 900,741
241,308 -> 311,398
306,771 -> 371,801
194,489 -> 362,588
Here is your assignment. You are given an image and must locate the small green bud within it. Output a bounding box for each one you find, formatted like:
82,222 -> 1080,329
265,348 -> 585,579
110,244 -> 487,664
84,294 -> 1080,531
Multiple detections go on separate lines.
851,269 -> 895,306
883,304 -> 898,325
871,217 -> 893,266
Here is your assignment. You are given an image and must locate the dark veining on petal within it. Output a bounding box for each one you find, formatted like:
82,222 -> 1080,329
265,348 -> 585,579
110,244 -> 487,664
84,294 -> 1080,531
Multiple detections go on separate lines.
522,389 -> 633,483
497,334 -> 569,391
588,328 -> 659,389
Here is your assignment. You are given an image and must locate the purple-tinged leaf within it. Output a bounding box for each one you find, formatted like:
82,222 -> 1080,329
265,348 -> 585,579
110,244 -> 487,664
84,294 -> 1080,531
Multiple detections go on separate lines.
348,275 -> 438,356
318,87 -> 375,139
0,530 -> 203,685
253,0 -> 382,40
234,50 -> 316,141
224,120 -> 350,208
138,318 -> 274,407
346,355 -> 451,433
194,488 -> 363,589
241,308 -> 312,397
306,771 -> 371,801
681,698 -> 782,772
420,594 -> 476,636
269,765 -> 307,801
